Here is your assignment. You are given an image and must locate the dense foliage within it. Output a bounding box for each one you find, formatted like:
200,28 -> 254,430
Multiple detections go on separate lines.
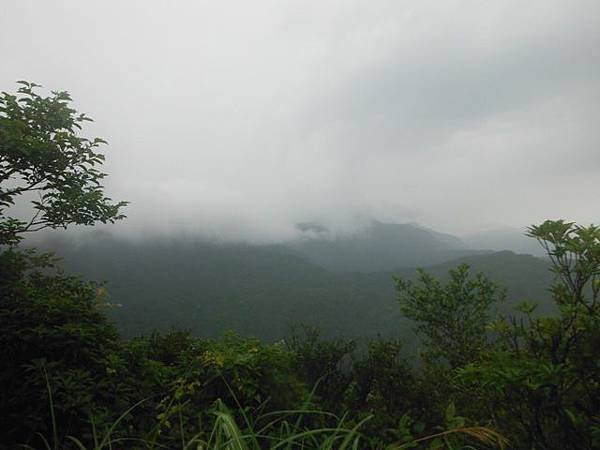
0,249 -> 121,444
457,221 -> 600,449
396,264 -> 505,367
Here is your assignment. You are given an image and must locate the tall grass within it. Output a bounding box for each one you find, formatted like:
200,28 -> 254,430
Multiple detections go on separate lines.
25,400 -> 369,450
24,371 -> 506,450
24,402 -> 507,450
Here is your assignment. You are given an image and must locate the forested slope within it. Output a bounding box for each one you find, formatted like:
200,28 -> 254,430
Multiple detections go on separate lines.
41,234 -> 553,341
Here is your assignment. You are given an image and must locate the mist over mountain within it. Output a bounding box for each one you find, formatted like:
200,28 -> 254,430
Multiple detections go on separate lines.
4,2 -> 600,239
462,226 -> 547,256
288,220 -> 486,272
37,227 -> 553,343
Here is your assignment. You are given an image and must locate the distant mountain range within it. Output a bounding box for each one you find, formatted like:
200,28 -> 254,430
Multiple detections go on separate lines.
288,220 -> 486,272
37,221 -> 555,343
461,226 -> 546,256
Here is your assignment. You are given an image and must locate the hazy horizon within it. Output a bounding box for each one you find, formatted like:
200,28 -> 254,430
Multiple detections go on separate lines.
2,1 -> 599,242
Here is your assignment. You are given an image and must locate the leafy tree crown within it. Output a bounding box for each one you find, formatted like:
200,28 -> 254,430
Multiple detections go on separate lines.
0,81 -> 127,245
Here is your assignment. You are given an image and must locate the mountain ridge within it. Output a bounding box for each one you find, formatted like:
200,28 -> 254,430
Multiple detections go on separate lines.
36,231 -> 554,342
287,220 -> 487,272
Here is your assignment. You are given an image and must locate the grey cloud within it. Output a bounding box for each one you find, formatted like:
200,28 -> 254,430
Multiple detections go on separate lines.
1,0 -> 599,240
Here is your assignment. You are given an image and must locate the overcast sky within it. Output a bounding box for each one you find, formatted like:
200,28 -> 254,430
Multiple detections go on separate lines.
2,1 -> 599,241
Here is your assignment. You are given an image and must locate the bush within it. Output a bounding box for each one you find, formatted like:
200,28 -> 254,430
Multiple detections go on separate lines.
0,248 -> 120,446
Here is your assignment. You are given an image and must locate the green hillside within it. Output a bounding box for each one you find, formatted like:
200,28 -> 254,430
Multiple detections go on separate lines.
43,234 -> 553,342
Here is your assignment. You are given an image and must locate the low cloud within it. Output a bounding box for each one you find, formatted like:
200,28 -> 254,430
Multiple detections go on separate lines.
2,0 -> 599,241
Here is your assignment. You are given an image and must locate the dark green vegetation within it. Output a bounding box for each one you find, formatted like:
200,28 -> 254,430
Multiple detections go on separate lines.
2,83 -> 599,449
39,234 -> 553,343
